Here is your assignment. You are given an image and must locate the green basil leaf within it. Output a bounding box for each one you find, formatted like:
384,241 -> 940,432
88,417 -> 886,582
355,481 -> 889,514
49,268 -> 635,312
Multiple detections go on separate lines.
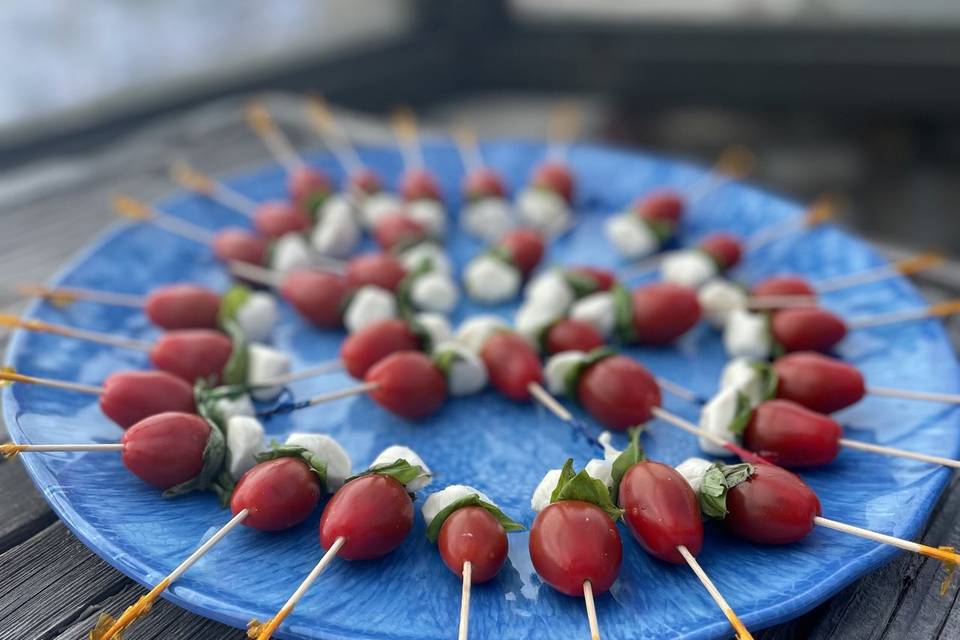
698,463 -> 729,519
395,259 -> 433,319
432,347 -> 459,379
722,462 -> 755,489
553,469 -> 623,522
564,271 -> 600,299
728,392 -> 755,437
564,347 -> 616,400
304,190 -> 329,222
162,417 -> 227,499
752,361 -> 780,401
217,285 -> 251,330
610,428 -> 645,503
642,218 -> 675,244
406,317 -> 433,354
549,458 -> 578,503
425,494 -> 524,543
220,321 -> 249,386
611,283 -> 637,344
350,459 -> 428,491
255,442 -> 328,492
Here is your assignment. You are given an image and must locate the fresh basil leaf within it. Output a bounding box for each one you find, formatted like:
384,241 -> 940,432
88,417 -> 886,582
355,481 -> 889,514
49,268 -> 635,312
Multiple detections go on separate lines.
553,469 -> 623,522
642,218 -> 675,244
350,458 -> 428,491
722,462 -> 755,489
407,317 -> 433,353
698,463 -> 729,519
727,392 -> 754,437
217,284 -> 251,330
162,417 -> 227,499
610,428 -> 645,503
752,361 -> 780,401
255,442 -> 329,491
563,347 -> 616,400
425,494 -> 524,543
611,284 -> 637,344
304,190 -> 329,222
564,271 -> 600,299
432,348 -> 459,378
395,259 -> 433,320
549,458 -> 578,503
220,321 -> 249,386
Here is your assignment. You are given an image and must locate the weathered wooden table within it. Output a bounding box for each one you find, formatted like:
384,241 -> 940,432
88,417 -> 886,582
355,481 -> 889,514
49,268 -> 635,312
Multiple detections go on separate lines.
2,97 -> 959,640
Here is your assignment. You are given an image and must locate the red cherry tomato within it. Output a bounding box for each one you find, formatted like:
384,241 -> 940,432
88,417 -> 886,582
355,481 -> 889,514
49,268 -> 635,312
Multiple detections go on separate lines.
463,168 -> 507,200
744,400 -> 841,467
725,463 -> 821,545
374,213 -> 429,251
700,233 -> 742,271
618,461 -> 703,563
365,351 -> 447,419
631,283 -> 701,345
287,166 -> 332,213
320,474 -> 414,560
531,161 -> 575,203
480,332 -> 543,401
150,329 -> 233,383
100,371 -> 196,429
231,457 -> 323,531
774,352 -> 865,413
349,168 -> 382,195
212,228 -> 268,266
438,506 -> 509,584
144,284 -> 221,331
345,253 -> 407,292
499,228 -> 545,276
121,412 -> 209,490
253,201 -> 311,239
341,319 -> 421,379
772,308 -> 847,353
568,266 -> 616,292
544,318 -> 605,355
635,191 -> 684,225
529,500 -> 622,596
279,270 -> 350,329
577,356 -> 661,430
751,275 -> 816,298
400,169 -> 442,201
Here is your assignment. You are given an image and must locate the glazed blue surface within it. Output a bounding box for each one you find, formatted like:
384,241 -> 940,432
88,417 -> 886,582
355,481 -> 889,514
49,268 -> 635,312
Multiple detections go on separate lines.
4,141 -> 959,640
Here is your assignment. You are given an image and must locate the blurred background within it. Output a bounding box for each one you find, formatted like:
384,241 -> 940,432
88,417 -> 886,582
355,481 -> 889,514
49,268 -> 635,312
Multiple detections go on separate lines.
0,0 -> 958,258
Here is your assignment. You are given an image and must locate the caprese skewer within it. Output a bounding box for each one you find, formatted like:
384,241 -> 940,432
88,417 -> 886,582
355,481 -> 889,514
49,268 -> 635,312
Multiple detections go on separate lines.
453,125 -> 515,242
390,106 -> 447,236
305,95 -> 384,197
464,227 -> 545,304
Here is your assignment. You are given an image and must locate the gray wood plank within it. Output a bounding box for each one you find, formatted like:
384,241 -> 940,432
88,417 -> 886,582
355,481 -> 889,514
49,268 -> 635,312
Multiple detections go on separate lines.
0,459 -> 57,553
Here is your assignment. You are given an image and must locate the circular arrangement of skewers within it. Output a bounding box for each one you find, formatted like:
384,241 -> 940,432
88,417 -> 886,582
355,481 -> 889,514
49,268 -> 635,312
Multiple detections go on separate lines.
3,97 -> 960,640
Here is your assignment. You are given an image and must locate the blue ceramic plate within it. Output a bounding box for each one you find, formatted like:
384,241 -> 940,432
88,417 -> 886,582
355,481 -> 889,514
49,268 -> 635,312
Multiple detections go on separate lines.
5,141 -> 959,640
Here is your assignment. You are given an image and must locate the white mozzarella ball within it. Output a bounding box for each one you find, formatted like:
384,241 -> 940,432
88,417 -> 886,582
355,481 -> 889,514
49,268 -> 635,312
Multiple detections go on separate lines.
569,292 -> 616,337
214,393 -> 255,422
246,343 -> 292,401
544,350 -> 589,396
270,233 -> 312,273
399,242 -> 452,274
370,445 -> 432,491
407,199 -> 447,236
531,469 -> 562,513
524,270 -> 575,316
464,255 -> 522,304
461,197 -> 516,242
343,286 -> 397,334
516,188 -> 571,237
225,415 -> 265,481
434,342 -> 488,396
584,458 -> 614,489
234,291 -> 279,343
698,386 -> 741,456
514,302 -> 561,347
675,457 -> 714,493
720,357 -> 764,406
454,315 -> 509,353
605,213 -> 660,259
311,195 -> 361,259
360,192 -> 403,229
723,310 -> 773,360
410,271 -> 459,314
284,432 -> 353,490
421,484 -> 493,526
699,278 -> 748,329
415,312 -> 452,348
661,249 -> 718,290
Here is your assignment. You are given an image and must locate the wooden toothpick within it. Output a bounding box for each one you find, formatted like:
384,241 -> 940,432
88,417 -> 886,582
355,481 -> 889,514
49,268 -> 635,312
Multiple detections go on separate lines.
0,314 -> 154,352
582,579 -> 601,640
18,284 -> 146,309
458,561 -> 472,640
677,545 -> 753,640
112,195 -> 216,246
391,106 -> 424,171
0,369 -> 105,396
305,96 -> 364,175
170,162 -> 259,217
245,101 -> 304,173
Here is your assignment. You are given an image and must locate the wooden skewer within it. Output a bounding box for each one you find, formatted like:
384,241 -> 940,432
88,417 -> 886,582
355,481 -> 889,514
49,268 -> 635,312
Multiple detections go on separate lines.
814,252 -> 945,293
0,314 -> 154,352
458,561 -> 472,640
867,386 -> 960,405
452,125 -> 485,174
296,383 -> 379,408
305,96 -> 364,175
0,369 -> 104,395
229,261 -> 285,288
744,295 -> 819,310
684,144 -> 756,205
546,101 -> 583,162
813,516 -> 960,566
745,193 -> 837,253
249,536 -> 347,640
245,101 -> 304,173
650,407 -> 761,461
91,509 -> 250,640
846,299 -> 960,330
18,284 -> 146,309
676,545 -> 753,640
391,106 -> 424,171
2,443 -> 124,458
527,381 -> 575,422
582,579 -> 601,640
112,195 -> 216,246
170,162 -> 260,217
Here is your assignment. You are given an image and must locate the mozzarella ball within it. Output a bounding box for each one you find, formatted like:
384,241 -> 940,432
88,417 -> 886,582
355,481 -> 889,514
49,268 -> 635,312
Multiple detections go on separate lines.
698,386 -> 741,456
723,310 -> 773,360
246,343 -> 292,401
524,269 -> 575,316
415,312 -> 453,349
464,255 -> 522,304
270,233 -> 312,273
455,315 -> 509,353
461,197 -> 516,242
343,285 -> 397,334
234,291 -> 279,343
661,249 -> 718,290
421,484 -> 493,526
569,291 -> 616,337
410,271 -> 459,314
370,445 -> 432,491
214,393 -> 256,422
531,469 -> 562,513
400,242 -> 452,274
514,302 -> 561,347
699,278 -> 748,329
434,342 -> 488,396
675,457 -> 714,493
361,192 -> 403,229
284,432 -> 353,490
407,199 -> 447,236
516,188 -> 571,237
544,350 -> 589,396
225,415 -> 266,480
584,458 -> 614,489
605,213 -> 660,259
720,357 -> 764,407
311,195 -> 361,258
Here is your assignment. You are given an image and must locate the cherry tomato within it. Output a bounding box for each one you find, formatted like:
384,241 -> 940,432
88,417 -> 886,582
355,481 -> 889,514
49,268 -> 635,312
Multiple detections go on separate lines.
772,308 -> 847,353
751,275 -> 816,298
774,352 -> 865,413
212,228 -> 268,266
400,169 -> 442,201
365,351 -> 447,419
700,233 -> 742,271
529,500 -> 622,596
287,166 -> 332,213
121,412 -> 209,490
346,253 -> 408,292
320,474 -> 414,560
279,270 -> 350,329
349,168 -> 382,195
618,461 -> 703,563
725,463 -> 821,545
631,283 -> 701,345
463,168 -> 507,200
144,284 -> 220,331
480,332 -> 543,401
341,319 -> 421,379
531,161 -> 574,203
568,266 -> 616,292
500,228 -> 545,276
635,191 -> 684,225
438,506 -> 508,584
744,399 -> 841,467
231,457 -> 322,531
374,213 -> 429,251
100,370 -> 196,429
577,355 -> 661,430
253,201 -> 311,239
544,318 -> 605,355
150,329 -> 233,383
